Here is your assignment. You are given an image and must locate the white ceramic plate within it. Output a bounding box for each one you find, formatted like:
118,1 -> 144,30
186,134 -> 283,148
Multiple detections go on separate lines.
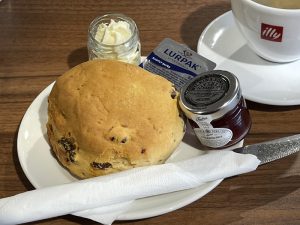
17,82 -> 242,220
197,11 -> 300,106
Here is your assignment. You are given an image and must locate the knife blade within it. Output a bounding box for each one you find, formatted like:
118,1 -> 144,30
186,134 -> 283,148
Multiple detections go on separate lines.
233,134 -> 300,165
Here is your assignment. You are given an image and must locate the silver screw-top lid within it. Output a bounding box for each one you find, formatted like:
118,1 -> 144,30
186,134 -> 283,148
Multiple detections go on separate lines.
179,70 -> 241,120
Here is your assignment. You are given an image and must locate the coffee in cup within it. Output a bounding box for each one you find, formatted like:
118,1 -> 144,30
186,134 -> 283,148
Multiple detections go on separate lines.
231,0 -> 300,62
253,0 -> 300,9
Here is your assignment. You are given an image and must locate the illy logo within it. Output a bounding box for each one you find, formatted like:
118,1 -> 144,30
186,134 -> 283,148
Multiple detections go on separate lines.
261,23 -> 283,42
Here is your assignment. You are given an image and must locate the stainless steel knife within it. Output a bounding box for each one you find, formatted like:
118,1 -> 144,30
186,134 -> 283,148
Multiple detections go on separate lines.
233,134 -> 300,165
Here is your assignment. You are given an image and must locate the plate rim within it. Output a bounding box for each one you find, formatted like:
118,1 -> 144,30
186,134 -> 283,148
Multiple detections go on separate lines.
197,10 -> 300,106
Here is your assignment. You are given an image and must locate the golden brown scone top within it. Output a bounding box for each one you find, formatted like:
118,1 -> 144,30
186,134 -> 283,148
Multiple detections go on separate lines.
47,59 -> 185,178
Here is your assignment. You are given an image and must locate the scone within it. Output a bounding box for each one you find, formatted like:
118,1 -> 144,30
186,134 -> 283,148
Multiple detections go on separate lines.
47,59 -> 185,179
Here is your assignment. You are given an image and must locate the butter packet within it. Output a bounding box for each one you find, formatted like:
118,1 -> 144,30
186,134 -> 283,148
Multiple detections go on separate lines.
140,38 -> 216,90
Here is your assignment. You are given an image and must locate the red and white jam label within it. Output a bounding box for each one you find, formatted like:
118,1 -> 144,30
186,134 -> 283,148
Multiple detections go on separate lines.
261,23 -> 283,42
194,128 -> 233,148
193,115 -> 233,148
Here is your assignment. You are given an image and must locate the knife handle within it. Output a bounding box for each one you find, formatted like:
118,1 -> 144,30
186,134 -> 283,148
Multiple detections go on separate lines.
233,134 -> 300,165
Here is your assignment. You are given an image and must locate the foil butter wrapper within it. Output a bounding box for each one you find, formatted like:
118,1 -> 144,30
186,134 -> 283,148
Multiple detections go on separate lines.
140,38 -> 216,90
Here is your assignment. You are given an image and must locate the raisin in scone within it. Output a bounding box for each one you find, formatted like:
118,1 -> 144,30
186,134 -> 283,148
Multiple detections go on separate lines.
47,59 -> 185,179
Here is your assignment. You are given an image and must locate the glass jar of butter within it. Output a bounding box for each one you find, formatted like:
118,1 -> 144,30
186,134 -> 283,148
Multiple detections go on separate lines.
179,70 -> 251,149
87,13 -> 141,65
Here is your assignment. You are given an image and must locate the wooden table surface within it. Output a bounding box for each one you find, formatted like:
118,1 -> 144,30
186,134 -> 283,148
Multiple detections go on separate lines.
1,0 -> 300,224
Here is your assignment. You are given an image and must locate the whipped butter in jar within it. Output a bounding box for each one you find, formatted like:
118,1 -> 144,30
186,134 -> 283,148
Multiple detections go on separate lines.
179,70 -> 251,149
87,13 -> 141,65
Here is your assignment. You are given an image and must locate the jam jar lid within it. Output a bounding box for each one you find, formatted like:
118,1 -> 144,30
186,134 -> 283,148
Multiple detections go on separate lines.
179,70 -> 242,119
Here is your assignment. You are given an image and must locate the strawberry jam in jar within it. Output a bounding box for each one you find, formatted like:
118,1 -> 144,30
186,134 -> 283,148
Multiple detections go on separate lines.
179,70 -> 251,148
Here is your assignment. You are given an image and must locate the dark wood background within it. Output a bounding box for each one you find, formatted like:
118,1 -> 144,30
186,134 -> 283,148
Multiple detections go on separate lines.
0,0 -> 299,224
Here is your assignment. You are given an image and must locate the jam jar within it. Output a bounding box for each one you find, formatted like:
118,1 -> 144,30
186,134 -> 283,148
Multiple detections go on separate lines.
179,70 -> 251,148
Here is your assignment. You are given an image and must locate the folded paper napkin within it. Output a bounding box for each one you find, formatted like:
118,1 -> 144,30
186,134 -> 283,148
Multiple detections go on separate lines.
0,150 -> 260,225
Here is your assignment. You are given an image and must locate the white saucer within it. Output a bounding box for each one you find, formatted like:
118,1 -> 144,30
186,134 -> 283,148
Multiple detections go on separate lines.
197,11 -> 300,106
17,82 -> 244,221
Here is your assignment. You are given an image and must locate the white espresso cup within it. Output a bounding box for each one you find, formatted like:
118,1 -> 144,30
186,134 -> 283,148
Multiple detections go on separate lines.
231,0 -> 300,63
